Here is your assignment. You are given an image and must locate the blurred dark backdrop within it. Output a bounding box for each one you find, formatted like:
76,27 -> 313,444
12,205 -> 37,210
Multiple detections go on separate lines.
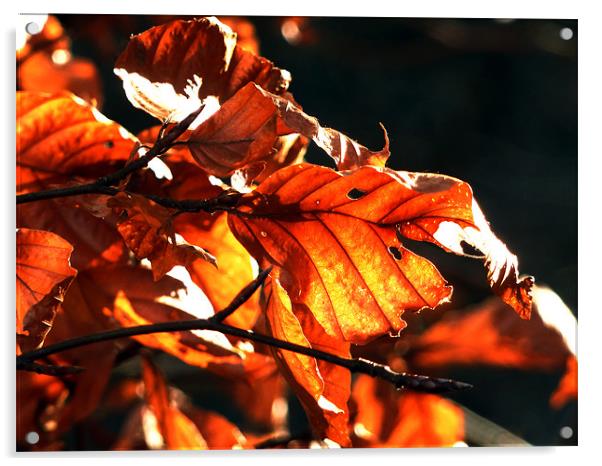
56,15 -> 578,447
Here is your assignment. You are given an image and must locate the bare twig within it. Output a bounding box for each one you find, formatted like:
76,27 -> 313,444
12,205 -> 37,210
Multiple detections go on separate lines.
210,266 -> 272,322
16,106 -> 203,205
16,360 -> 84,376
16,280 -> 471,394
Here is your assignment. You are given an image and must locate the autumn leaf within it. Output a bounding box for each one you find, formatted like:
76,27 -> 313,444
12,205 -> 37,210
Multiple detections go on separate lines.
17,91 -> 137,268
351,375 -> 464,447
16,228 -> 76,352
228,163 -> 457,344
108,192 -> 216,280
178,213 -> 261,330
141,355 -> 207,450
407,296 -> 570,371
19,49 -> 103,106
256,85 -> 390,170
228,163 -> 532,344
112,290 -> 249,369
114,17 -> 290,124
185,82 -> 279,177
264,273 -> 351,446
550,355 -> 577,409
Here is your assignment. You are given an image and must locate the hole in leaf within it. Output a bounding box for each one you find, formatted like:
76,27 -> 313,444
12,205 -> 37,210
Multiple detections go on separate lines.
388,246 -> 402,260
347,188 -> 366,200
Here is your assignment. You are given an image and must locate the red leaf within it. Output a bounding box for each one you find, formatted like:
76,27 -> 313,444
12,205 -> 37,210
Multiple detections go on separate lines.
17,91 -> 136,268
141,355 -> 207,450
550,355 -> 578,409
185,82 -> 279,177
16,228 -> 76,352
257,85 -> 389,170
351,375 -> 464,447
228,164 -> 459,344
228,163 -> 532,344
408,296 -> 570,372
114,17 -> 290,124
264,273 -> 351,446
108,192 -> 216,280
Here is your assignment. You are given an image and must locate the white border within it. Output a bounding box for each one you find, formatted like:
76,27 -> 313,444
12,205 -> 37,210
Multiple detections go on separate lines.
3,1 -> 601,465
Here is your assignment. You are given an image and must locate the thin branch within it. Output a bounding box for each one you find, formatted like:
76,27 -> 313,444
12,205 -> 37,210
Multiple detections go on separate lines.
254,431 -> 314,449
16,317 -> 471,394
16,360 -> 84,376
210,266 -> 272,322
16,106 -> 204,205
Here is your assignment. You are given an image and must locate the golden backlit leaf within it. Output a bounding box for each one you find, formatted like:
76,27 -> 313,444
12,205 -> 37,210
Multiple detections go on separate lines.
17,91 -> 136,269
351,375 -> 464,447
185,82 -> 279,177
408,297 -> 570,371
141,355 -> 207,450
114,17 -> 290,123
178,213 -> 261,330
16,228 -> 76,352
264,273 -> 351,446
228,164 -> 457,344
550,355 -> 578,409
112,290 -> 246,368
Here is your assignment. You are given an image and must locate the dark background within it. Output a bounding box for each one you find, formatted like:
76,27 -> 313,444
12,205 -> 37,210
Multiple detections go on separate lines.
56,15 -> 578,447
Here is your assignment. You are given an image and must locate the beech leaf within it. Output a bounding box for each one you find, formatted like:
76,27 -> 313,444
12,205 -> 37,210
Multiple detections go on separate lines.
185,82 -> 279,177
264,273 -> 351,446
17,91 -> 137,269
114,17 -> 290,124
108,192 -> 217,280
229,163 -> 532,344
16,228 -> 76,352
141,355 -> 207,450
351,375 -> 464,447
228,164 -> 458,344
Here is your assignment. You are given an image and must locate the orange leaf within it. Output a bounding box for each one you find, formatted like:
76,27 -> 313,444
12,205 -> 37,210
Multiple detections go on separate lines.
264,273 -> 351,446
257,85 -> 389,170
228,164 -> 457,344
108,192 -> 216,280
178,213 -> 261,330
141,355 -> 207,450
185,82 -> 279,177
17,91 -> 136,268
112,290 -> 247,369
229,163 -> 532,343
550,355 -> 578,409
16,228 -> 76,352
408,296 -> 570,372
351,375 -> 464,447
114,17 -> 290,124
19,52 -> 103,106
